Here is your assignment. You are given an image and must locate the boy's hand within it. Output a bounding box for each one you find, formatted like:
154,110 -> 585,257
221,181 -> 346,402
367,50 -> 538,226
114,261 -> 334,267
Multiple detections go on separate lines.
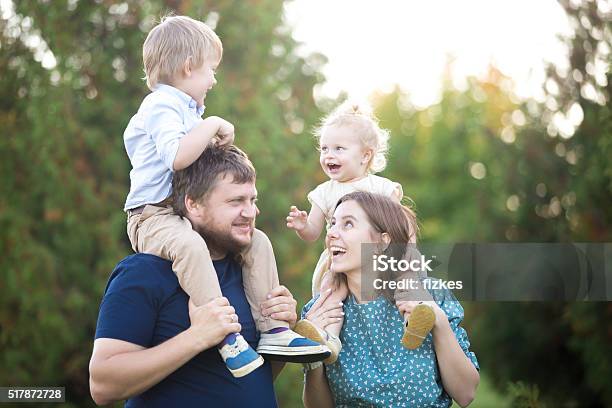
213,117 -> 235,146
286,205 -> 308,231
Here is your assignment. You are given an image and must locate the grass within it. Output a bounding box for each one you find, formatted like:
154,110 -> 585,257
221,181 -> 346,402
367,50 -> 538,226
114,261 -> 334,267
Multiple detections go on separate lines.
453,373 -> 511,408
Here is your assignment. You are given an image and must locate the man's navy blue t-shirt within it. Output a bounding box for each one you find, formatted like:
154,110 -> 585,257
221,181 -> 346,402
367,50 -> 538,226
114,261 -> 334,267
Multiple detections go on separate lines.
95,253 -> 277,407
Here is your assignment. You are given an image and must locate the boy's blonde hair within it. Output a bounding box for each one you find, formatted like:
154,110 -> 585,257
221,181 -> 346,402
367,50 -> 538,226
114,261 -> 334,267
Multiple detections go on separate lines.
143,15 -> 223,90
315,101 -> 390,173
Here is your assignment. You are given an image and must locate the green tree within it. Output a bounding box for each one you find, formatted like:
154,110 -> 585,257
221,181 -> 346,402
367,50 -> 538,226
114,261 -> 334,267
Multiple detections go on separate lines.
472,1 -> 612,406
0,1 -> 326,406
368,2 -> 611,405
459,2 -> 609,407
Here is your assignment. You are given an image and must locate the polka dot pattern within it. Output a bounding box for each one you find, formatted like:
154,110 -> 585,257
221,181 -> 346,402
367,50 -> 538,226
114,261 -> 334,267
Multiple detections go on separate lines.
302,285 -> 479,407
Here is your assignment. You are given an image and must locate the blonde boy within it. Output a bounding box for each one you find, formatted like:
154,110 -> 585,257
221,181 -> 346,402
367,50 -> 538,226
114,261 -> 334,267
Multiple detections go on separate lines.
123,15 -> 328,378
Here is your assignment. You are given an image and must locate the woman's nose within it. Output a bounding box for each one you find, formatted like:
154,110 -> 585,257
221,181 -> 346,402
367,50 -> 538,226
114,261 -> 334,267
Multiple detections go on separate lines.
327,224 -> 340,239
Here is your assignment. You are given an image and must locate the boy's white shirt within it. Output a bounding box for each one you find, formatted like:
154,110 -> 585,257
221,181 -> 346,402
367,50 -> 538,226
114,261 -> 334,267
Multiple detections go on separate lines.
123,84 -> 205,211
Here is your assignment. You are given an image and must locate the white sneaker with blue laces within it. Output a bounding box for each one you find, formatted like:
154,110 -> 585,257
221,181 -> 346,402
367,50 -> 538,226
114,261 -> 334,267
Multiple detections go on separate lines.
256,327 -> 331,363
218,333 -> 264,378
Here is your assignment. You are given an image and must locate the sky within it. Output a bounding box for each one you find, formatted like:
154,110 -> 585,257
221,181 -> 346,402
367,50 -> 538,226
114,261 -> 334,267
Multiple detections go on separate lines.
284,0 -> 574,108
1,0 -> 599,113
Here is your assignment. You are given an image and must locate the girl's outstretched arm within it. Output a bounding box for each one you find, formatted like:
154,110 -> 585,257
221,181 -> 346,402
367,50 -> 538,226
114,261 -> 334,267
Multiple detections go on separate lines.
287,204 -> 326,242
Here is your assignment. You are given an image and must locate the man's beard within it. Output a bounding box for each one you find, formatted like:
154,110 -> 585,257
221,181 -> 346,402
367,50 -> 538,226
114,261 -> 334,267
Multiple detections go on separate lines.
193,219 -> 252,257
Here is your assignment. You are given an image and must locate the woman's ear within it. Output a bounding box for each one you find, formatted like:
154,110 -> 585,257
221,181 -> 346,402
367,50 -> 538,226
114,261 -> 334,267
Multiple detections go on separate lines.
380,232 -> 391,251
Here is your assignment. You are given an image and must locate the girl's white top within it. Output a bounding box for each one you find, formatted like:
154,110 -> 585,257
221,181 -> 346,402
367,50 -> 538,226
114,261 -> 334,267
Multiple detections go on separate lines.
307,174 -> 403,220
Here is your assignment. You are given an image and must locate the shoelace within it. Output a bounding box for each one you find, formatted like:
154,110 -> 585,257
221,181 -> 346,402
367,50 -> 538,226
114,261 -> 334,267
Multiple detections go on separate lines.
221,336 -> 249,359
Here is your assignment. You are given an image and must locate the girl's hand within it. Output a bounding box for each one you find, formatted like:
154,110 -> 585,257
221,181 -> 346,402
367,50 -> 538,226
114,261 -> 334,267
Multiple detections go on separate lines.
396,300 -> 448,331
286,205 -> 308,231
305,289 -> 345,331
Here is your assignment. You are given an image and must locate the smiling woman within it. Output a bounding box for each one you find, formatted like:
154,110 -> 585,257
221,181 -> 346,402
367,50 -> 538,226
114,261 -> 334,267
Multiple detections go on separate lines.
301,192 -> 480,408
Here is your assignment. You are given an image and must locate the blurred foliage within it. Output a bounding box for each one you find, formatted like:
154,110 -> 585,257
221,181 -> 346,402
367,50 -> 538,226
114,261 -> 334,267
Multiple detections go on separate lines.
0,0 -> 325,406
506,382 -> 547,408
1,0 -> 610,407
371,1 -> 610,407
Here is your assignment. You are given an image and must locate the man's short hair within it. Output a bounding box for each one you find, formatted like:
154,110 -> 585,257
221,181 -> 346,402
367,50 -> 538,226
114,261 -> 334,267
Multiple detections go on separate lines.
172,145 -> 256,217
143,15 -> 223,90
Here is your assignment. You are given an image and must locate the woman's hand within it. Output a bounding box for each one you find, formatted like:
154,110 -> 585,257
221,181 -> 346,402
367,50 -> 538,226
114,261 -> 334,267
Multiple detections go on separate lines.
305,289 -> 345,331
396,300 -> 448,331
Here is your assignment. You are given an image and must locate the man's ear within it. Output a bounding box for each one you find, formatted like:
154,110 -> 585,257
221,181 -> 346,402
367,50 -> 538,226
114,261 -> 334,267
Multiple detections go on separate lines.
184,195 -> 200,214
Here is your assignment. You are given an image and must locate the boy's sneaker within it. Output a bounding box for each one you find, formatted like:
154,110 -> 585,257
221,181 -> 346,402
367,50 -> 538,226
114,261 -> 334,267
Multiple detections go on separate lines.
218,333 -> 264,378
256,327 -> 331,363
401,303 -> 436,350
294,319 -> 342,365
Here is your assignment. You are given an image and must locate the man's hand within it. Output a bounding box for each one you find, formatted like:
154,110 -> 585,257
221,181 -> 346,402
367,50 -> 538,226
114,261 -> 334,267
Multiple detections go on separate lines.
260,285 -> 298,328
188,297 -> 240,351
211,116 -> 235,146
286,205 -> 308,231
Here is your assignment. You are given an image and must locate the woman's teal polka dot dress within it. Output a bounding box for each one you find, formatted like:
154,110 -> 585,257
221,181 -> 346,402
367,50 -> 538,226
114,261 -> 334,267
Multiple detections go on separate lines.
302,284 -> 479,407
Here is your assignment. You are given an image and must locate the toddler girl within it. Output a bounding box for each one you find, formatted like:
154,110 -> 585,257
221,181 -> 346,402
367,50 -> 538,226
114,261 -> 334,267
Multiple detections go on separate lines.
287,102 -> 435,363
